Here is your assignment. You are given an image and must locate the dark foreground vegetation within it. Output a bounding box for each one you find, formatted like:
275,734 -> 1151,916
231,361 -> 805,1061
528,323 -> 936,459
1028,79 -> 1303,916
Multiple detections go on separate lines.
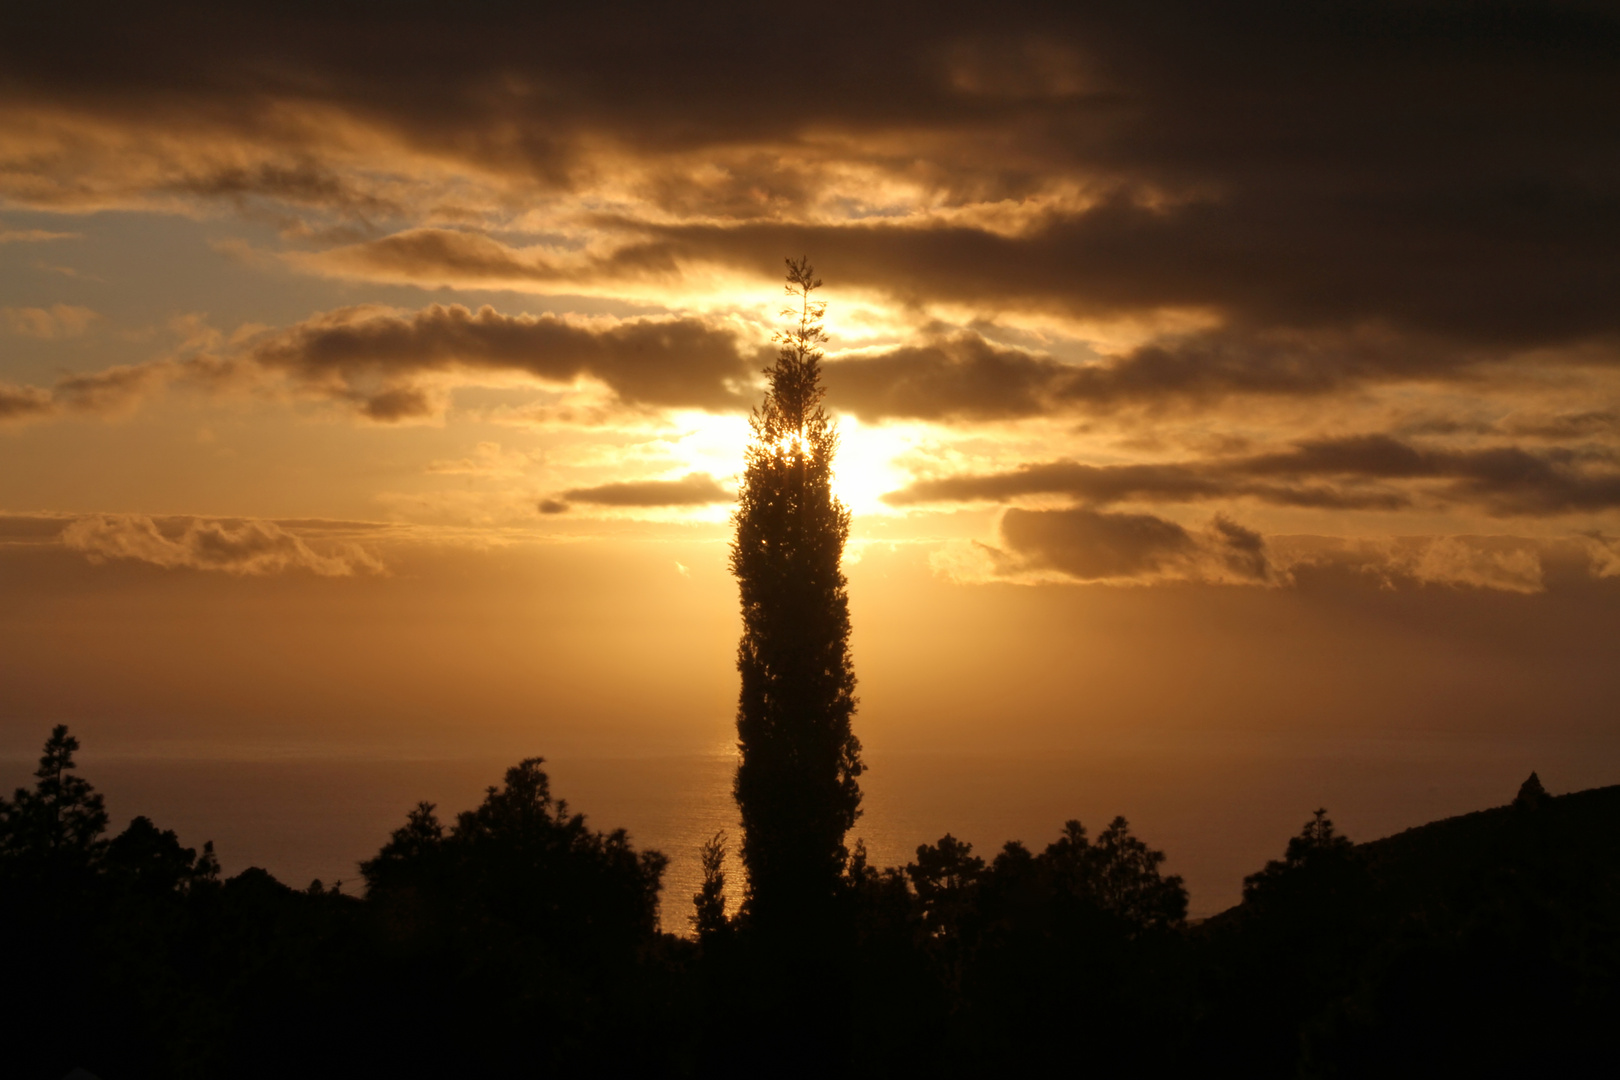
3,726 -> 1618,1078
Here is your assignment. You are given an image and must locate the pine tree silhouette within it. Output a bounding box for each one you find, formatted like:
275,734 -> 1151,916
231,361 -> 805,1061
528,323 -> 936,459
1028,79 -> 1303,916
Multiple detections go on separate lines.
731,257 -> 863,935
0,724 -> 109,879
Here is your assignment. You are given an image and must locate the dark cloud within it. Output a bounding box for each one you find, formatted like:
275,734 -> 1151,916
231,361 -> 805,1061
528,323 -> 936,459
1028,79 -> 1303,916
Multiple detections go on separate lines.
307,228 -> 697,289
0,303 -> 762,426
1501,410 -> 1620,440
552,472 -> 732,510
0,364 -> 173,422
1245,435 -> 1620,516
982,511 -> 1620,591
51,362 -> 168,413
1268,534 -> 1616,594
823,327 -> 1479,421
2,2 -> 1616,356
311,230 -> 572,286
825,335 -> 1075,422
357,386 -> 437,422
886,457 -> 1409,512
0,360 -> 184,425
1000,507 -> 1194,580
0,383 -> 54,420
887,434 -> 1620,518
1210,515 -> 1270,582
630,173 -> 1620,345
171,162 -> 401,220
243,303 -> 760,417
994,507 -> 1272,583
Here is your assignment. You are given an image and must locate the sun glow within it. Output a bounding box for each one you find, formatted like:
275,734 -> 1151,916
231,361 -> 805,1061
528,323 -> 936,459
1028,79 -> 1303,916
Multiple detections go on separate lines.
827,416 -> 913,515
664,410 -> 915,519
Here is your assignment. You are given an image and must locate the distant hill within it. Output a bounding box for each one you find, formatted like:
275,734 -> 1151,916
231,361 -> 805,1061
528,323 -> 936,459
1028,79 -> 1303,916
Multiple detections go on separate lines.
1357,775 -> 1620,916
1194,775 -> 1620,1077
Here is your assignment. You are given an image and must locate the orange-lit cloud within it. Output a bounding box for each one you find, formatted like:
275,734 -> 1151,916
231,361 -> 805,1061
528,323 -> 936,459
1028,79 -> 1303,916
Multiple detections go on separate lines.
60,514 -> 384,576
3,303 -> 98,339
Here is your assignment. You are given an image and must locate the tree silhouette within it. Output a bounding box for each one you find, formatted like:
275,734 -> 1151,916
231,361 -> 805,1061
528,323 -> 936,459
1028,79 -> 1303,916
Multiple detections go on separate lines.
0,724 -> 109,879
691,830 -> 731,941
361,759 -> 668,958
907,833 -> 986,944
1043,817 -> 1188,932
730,257 -> 862,933
105,815 -> 220,896
1241,807 -> 1358,905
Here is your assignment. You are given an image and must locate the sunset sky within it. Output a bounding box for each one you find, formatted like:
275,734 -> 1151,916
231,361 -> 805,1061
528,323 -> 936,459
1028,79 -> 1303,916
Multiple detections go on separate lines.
3,3 -> 1618,903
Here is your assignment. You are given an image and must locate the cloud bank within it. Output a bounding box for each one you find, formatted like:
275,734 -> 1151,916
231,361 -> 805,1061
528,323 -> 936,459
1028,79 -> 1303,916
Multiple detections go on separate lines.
60,515 -> 383,576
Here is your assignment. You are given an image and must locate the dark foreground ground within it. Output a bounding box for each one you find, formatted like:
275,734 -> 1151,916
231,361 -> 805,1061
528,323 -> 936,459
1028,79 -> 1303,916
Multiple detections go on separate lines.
4,729 -> 1616,1079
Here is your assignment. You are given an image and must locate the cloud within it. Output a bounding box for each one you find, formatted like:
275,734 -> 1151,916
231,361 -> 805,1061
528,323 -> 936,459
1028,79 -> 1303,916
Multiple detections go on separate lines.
0,383 -> 54,420
631,170 -> 1620,345
987,507 -> 1272,584
0,3 -> 1613,359
51,361 -> 176,414
0,357 -> 196,424
999,506 -> 1196,580
426,442 -> 536,477
885,433 -> 1620,518
1210,515 -> 1269,581
939,510 -> 1604,593
546,472 -> 732,512
0,227 -> 78,244
1271,535 -> 1560,595
241,303 -> 760,419
824,334 -> 1078,422
273,219 -> 1620,421
886,457 -> 1410,512
1500,410 -> 1619,440
60,514 -> 384,576
3,304 -> 98,338
814,322 -> 1531,422
1243,435 -> 1620,516
0,2 -> 1614,466
170,161 -> 401,219
0,302 -> 766,426
299,229 -> 579,289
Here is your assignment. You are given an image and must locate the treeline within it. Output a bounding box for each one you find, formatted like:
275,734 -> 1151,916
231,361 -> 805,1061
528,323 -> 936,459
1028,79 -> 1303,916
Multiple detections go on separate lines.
3,726 -> 1617,1078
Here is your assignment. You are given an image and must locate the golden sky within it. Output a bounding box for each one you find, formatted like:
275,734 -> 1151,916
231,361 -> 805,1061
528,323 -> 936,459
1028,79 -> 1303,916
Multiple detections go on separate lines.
2,2 -> 1618,762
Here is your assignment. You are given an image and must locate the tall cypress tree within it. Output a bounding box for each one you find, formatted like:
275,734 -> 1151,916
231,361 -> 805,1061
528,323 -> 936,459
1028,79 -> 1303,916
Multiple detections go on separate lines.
731,257 -> 862,933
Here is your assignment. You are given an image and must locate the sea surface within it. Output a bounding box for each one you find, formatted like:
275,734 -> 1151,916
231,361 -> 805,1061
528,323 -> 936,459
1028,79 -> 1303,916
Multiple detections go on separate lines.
7,731 -> 1618,929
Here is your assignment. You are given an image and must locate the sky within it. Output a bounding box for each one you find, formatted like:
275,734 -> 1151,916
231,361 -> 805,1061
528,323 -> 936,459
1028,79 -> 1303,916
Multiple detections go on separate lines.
2,2 -> 1619,886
